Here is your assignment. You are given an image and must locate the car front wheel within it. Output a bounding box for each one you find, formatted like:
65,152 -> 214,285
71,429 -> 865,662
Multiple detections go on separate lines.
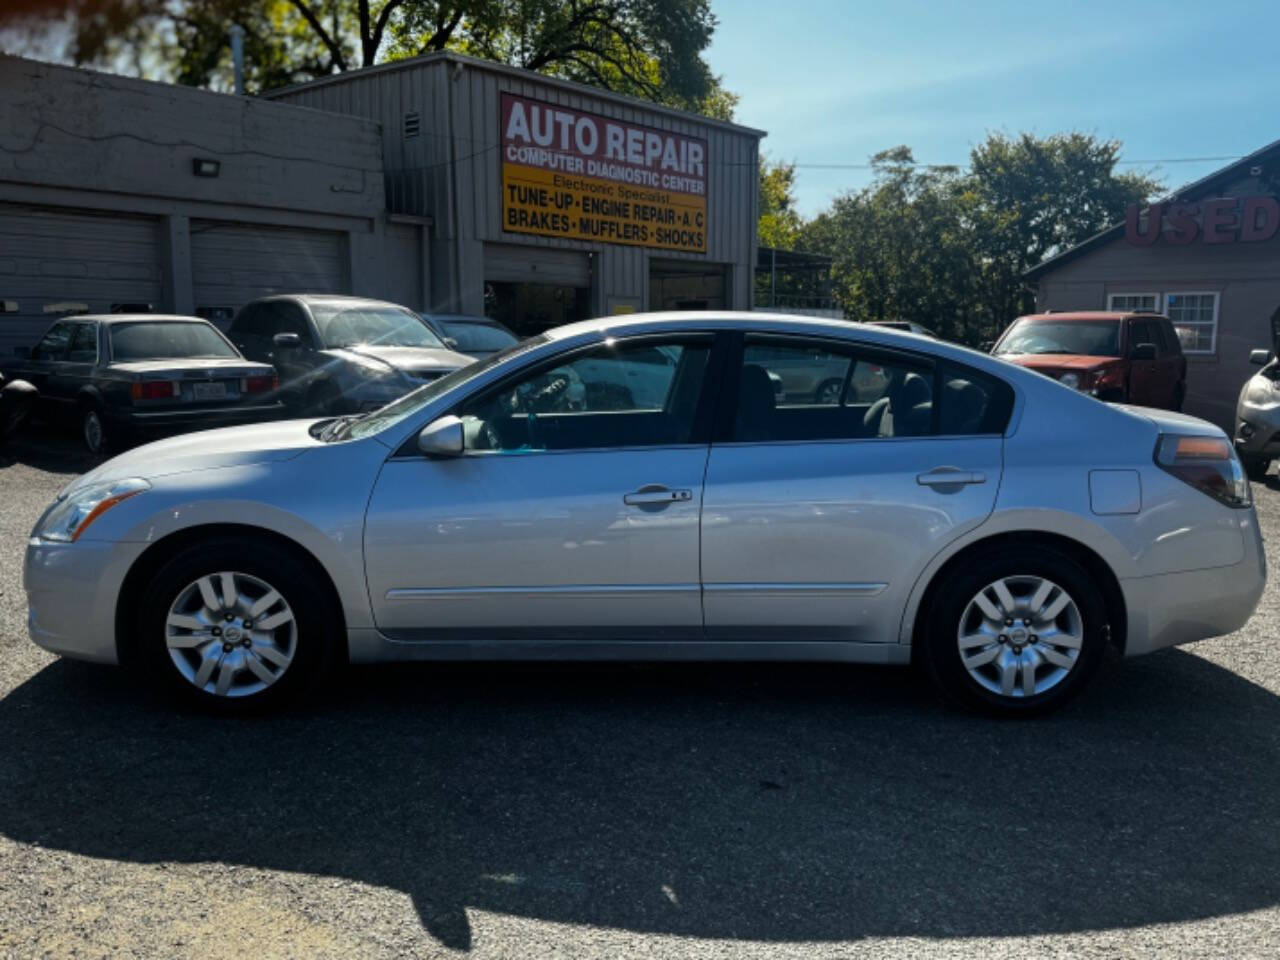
919,544 -> 1107,716
134,537 -> 340,711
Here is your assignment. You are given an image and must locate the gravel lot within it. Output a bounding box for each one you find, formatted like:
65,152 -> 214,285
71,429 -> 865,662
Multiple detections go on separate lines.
2,432 -> 1280,959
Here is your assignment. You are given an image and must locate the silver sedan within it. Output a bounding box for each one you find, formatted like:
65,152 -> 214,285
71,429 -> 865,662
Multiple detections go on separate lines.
24,313 -> 1266,715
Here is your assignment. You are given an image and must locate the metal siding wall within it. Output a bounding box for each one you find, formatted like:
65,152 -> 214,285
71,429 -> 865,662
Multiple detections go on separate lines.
382,221 -> 423,309
190,221 -> 348,317
0,205 -> 161,354
269,57 -> 762,314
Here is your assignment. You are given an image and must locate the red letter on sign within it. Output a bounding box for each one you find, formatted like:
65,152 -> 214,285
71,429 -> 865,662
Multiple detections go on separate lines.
1165,204 -> 1199,245
1241,196 -> 1280,243
1126,203 -> 1162,246
1202,198 -> 1238,244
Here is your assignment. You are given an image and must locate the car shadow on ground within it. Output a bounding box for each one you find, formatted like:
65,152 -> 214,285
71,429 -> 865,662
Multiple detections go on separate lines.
0,427 -> 102,475
2,652 -> 1278,950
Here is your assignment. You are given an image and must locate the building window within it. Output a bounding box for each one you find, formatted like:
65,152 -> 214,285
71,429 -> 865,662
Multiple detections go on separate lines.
1108,292 -> 1160,312
1165,292 -> 1219,354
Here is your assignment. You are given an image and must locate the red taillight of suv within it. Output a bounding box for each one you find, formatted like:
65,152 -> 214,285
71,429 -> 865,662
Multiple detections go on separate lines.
1155,435 -> 1251,508
241,374 -> 278,394
130,381 -> 177,400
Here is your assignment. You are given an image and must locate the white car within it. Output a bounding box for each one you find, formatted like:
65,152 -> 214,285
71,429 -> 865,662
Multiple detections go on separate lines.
24,313 -> 1265,715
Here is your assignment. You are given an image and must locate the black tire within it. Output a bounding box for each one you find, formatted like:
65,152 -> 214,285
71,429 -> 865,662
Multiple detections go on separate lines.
1245,457 -> 1271,482
814,378 -> 844,405
1171,382 -> 1186,412
132,536 -> 342,712
305,380 -> 342,417
918,544 -> 1108,717
80,400 -> 112,455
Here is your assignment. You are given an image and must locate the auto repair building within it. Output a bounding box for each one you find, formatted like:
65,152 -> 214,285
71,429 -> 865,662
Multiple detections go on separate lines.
0,53 -> 762,354
1025,140 -> 1280,430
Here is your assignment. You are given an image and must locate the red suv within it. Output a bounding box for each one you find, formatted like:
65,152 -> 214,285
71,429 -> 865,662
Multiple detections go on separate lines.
991,311 -> 1187,410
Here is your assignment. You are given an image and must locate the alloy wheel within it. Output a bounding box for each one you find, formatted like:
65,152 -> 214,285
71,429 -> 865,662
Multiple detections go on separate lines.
164,571 -> 297,698
83,409 -> 104,453
956,575 -> 1083,699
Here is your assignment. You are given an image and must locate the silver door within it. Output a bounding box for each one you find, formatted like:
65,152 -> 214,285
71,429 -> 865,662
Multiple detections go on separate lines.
363,335 -> 717,641
701,336 -> 1008,643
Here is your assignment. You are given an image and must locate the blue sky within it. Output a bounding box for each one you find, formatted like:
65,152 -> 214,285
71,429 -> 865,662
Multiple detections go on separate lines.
705,0 -> 1280,216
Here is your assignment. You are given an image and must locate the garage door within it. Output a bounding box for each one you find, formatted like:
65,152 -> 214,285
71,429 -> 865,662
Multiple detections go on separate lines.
0,205 -> 161,355
191,222 -> 348,324
483,242 -> 591,287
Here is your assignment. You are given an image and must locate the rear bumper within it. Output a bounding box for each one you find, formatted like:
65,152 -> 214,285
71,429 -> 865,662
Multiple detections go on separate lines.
106,402 -> 286,434
1120,509 -> 1266,656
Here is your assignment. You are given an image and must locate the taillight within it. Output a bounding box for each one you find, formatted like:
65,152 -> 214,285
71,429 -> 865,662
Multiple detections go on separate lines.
1155,434 -> 1251,508
241,374 -> 277,394
130,381 -> 177,400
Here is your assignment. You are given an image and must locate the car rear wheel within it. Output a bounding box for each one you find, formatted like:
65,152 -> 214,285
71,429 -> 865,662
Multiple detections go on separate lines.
919,544 -> 1107,716
1172,382 -> 1186,412
814,378 -> 844,405
135,537 -> 341,711
80,402 -> 110,455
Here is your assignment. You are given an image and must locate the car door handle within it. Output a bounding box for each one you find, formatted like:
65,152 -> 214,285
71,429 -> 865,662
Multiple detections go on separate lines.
624,485 -> 693,506
916,468 -> 987,486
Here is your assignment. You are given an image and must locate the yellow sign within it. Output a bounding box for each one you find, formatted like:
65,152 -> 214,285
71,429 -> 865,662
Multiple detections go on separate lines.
500,93 -> 708,254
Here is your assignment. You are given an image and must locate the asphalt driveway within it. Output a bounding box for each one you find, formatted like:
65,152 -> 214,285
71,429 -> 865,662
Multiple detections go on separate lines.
2,432 -> 1279,959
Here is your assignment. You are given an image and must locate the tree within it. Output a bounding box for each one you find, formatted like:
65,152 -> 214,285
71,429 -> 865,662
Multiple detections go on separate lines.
1,0 -> 734,117
757,157 -> 801,251
799,135 -> 1165,345
966,132 -> 1163,327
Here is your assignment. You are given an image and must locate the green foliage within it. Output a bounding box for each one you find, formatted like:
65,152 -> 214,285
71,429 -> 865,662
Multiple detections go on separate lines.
799,134 -> 1165,345
757,157 -> 802,251
3,0 -> 734,117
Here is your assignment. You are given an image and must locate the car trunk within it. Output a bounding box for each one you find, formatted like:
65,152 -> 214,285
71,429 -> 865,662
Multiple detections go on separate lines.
111,358 -> 277,410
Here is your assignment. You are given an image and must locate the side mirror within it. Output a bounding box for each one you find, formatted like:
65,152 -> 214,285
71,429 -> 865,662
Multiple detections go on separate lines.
417,415 -> 464,458
12,346 -> 30,359
273,332 -> 302,349
1130,342 -> 1157,361
1250,349 -> 1272,366
443,337 -> 460,349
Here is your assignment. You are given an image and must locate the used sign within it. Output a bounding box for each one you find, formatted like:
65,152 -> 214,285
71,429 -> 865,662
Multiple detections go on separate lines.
1126,196 -> 1280,246
500,93 -> 709,253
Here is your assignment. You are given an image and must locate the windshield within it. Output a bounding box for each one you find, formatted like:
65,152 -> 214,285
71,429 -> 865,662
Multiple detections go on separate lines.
442,320 -> 519,353
994,320 -> 1120,357
346,335 -> 551,441
312,303 -> 447,350
110,322 -> 239,361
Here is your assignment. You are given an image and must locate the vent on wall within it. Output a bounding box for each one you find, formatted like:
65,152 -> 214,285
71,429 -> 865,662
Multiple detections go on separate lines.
403,111 -> 421,139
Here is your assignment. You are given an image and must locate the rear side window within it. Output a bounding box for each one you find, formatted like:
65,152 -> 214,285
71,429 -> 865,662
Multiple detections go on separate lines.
728,337 -> 1013,442
67,322 -> 99,362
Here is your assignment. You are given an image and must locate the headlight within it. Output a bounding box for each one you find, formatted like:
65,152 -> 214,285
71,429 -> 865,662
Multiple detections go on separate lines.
1245,377 -> 1278,405
36,477 -> 151,542
1059,372 -> 1081,390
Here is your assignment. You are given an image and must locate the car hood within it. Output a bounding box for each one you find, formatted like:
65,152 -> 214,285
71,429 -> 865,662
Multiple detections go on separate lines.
998,354 -> 1120,373
68,418 -> 323,490
1115,404 -> 1226,438
326,344 -> 473,374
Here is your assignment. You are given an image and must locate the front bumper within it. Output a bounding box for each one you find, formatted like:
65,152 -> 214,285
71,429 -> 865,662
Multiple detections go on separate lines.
24,537 -> 147,664
1235,389 -> 1280,459
1120,508 -> 1267,656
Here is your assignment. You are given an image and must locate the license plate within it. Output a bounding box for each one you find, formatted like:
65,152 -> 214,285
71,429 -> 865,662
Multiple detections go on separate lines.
192,382 -> 227,401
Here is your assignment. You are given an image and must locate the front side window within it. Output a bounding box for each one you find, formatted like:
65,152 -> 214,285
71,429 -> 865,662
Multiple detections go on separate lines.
458,338 -> 711,452
731,338 -> 1013,442
994,320 -> 1120,358
311,301 -> 445,350
109,322 -> 239,361
32,322 -> 73,361
1166,292 -> 1218,354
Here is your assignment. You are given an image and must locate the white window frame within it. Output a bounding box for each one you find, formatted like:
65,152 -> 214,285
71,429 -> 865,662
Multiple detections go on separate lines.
1163,291 -> 1220,356
1107,292 -> 1161,312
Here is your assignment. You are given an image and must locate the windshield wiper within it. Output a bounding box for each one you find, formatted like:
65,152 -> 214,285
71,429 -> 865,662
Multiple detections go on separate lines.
319,412 -> 374,442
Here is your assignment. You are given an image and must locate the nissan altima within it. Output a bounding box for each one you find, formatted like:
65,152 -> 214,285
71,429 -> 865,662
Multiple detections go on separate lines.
24,314 -> 1266,715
